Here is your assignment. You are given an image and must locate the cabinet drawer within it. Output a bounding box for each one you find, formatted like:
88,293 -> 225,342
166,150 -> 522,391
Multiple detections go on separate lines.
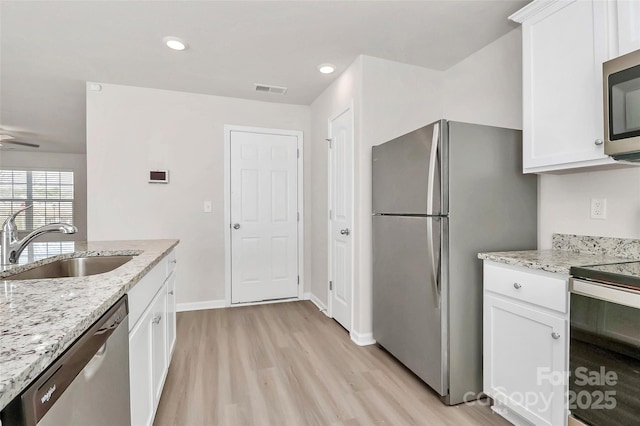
484,263 -> 567,313
128,257 -> 167,330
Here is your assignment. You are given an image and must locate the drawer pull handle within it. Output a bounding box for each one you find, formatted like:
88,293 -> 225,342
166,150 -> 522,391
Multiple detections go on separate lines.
551,332 -> 561,340
513,283 -> 522,289
170,260 -> 177,264
152,315 -> 162,325
168,290 -> 174,295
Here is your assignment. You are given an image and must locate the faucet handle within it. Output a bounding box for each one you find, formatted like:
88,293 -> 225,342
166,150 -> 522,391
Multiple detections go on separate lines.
3,205 -> 32,228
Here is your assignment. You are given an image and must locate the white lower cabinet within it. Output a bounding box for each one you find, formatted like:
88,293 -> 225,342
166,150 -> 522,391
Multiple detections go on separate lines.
150,287 -> 168,405
483,262 -> 569,426
129,310 -> 153,426
128,249 -> 177,426
166,271 -> 176,360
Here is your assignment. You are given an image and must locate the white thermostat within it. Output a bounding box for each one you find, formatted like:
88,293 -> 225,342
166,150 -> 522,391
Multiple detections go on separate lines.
149,170 -> 169,183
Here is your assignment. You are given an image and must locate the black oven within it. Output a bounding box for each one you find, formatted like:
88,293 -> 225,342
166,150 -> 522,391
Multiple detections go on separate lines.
569,262 -> 640,426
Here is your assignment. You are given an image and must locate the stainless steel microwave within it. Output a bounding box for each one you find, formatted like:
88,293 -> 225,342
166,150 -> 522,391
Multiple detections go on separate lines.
604,48 -> 640,161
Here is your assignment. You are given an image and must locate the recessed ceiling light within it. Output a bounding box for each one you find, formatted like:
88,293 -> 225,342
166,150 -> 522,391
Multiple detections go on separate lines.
318,63 -> 336,74
163,36 -> 188,51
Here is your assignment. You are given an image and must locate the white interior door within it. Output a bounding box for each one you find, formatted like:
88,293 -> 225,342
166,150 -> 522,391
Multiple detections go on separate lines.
230,130 -> 299,304
329,106 -> 353,331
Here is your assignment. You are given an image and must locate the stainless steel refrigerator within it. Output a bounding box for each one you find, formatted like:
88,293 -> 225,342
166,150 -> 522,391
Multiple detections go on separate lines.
372,119 -> 537,405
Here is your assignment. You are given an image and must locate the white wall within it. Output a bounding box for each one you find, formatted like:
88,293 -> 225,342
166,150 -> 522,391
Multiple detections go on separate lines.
87,83 -> 310,306
309,56 -> 362,310
444,28 -> 523,130
356,56 -> 444,337
309,55 -> 444,339
308,29 -> 526,338
84,26 -> 529,335
0,151 -> 87,241
440,27 -> 640,249
444,27 -> 640,249
538,167 -> 640,248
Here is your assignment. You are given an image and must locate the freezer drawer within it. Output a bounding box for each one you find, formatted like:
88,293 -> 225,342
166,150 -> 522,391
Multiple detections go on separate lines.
372,215 -> 446,395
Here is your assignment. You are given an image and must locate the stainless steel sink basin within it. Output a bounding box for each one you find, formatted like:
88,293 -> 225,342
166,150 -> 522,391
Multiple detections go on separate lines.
4,255 -> 135,280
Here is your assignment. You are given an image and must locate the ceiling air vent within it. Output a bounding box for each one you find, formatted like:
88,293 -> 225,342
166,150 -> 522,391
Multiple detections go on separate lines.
254,83 -> 288,95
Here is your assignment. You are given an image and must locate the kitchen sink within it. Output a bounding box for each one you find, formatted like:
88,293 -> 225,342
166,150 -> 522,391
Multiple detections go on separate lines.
3,255 -> 135,280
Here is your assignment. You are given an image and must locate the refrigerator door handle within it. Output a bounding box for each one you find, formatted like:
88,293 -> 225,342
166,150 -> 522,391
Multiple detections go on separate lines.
426,122 -> 439,215
426,217 -> 441,308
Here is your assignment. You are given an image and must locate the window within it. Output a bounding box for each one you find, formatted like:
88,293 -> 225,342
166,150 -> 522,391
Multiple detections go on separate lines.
17,241 -> 76,264
0,170 -> 74,231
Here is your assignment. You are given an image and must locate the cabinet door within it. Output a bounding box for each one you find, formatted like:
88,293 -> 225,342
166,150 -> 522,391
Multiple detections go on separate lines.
166,271 -> 176,361
129,310 -> 153,426
484,294 -> 567,426
150,286 -> 167,408
616,0 -> 640,56
522,0 -> 613,172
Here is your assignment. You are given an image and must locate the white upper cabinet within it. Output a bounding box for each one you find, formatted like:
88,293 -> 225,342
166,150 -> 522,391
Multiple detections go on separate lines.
511,0 -> 639,173
616,1 -> 640,56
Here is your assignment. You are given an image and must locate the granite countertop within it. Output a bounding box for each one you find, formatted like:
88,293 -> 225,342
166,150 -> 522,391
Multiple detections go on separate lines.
0,239 -> 179,411
478,233 -> 640,275
477,249 -> 632,274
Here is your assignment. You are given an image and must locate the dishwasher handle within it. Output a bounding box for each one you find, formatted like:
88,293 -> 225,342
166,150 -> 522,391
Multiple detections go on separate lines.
13,296 -> 128,426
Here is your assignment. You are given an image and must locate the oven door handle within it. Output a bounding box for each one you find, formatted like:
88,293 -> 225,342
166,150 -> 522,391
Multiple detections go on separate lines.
570,278 -> 640,309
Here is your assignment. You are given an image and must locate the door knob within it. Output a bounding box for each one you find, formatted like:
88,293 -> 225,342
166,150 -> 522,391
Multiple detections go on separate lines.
594,139 -> 604,146
233,223 -> 240,230
340,228 -> 350,236
551,332 -> 561,340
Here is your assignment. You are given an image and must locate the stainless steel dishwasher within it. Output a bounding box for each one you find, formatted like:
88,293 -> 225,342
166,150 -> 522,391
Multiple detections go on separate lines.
2,295 -> 131,426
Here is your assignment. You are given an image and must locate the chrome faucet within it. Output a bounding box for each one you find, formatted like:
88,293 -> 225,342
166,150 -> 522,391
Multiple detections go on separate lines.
1,205 -> 78,265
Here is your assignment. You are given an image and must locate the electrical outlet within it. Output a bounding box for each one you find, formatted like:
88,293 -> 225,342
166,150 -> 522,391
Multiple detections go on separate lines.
591,198 -> 607,219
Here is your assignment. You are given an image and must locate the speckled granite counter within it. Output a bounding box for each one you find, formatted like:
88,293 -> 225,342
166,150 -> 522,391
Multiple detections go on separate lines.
0,239 -> 179,411
477,249 -> 632,274
478,233 -> 640,274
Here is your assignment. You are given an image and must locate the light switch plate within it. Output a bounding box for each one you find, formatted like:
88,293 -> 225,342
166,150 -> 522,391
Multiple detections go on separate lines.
204,201 -> 212,213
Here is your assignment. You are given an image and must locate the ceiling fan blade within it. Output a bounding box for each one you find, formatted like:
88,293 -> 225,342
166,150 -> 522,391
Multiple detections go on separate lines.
1,140 -> 40,148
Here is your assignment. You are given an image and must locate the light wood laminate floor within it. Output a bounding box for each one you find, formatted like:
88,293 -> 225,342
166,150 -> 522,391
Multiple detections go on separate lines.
154,301 -> 509,426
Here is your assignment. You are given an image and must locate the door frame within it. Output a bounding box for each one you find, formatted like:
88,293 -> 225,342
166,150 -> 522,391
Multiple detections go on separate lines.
327,102 -> 355,330
224,125 -> 305,307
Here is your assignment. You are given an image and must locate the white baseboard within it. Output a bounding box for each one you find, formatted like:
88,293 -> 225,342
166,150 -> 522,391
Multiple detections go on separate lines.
307,293 -> 330,317
491,402 -> 532,426
350,330 -> 376,346
177,293 -> 333,316
177,299 -> 226,312
229,297 -> 298,307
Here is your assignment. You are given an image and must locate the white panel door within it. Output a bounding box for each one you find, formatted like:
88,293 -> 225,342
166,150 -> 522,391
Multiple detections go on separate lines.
329,107 -> 353,331
230,130 -> 298,303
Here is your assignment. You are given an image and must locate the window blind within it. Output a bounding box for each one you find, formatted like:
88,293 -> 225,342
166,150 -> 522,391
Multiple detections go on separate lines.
0,170 -> 74,231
